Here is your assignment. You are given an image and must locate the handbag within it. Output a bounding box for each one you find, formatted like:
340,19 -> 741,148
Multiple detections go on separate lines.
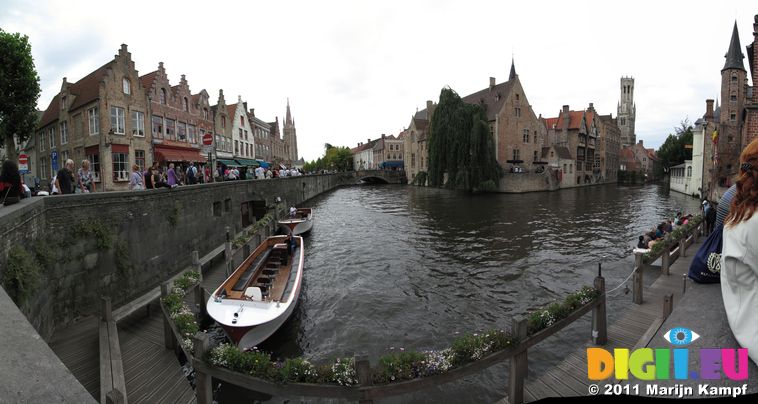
688,223 -> 723,283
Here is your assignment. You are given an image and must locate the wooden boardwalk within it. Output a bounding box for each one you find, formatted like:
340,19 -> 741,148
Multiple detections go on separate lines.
501,236 -> 704,403
49,301 -> 196,403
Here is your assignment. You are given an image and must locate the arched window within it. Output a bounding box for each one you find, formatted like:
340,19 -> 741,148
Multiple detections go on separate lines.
122,78 -> 131,94
183,97 -> 189,111
160,88 -> 167,104
221,116 -> 226,128
687,166 -> 692,177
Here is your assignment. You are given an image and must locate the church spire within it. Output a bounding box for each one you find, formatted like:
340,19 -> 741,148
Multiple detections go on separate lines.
723,21 -> 745,71
509,57 -> 517,81
285,98 -> 293,125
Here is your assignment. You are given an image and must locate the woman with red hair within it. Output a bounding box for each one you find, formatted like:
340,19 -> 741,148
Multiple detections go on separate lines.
722,138 -> 758,366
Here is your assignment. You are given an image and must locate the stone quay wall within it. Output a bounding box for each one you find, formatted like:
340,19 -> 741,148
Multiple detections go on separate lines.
0,173 -> 355,340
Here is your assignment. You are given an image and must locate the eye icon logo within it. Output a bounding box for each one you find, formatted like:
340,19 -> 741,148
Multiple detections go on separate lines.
663,327 -> 700,346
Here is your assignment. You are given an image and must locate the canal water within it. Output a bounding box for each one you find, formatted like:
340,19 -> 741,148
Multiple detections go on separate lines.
220,183 -> 701,403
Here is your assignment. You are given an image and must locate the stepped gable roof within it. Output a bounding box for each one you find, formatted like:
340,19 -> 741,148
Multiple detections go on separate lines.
723,21 -> 746,71
39,62 -> 111,128
461,80 -> 515,121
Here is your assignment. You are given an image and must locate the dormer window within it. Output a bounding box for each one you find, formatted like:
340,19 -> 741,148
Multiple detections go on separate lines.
123,78 -> 131,94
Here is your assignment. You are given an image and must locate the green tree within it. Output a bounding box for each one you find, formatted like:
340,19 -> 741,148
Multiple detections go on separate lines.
0,30 -> 41,161
655,119 -> 693,178
303,144 -> 353,172
427,87 -> 501,191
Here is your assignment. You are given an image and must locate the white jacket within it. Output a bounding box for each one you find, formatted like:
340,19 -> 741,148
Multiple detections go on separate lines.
721,213 -> 758,366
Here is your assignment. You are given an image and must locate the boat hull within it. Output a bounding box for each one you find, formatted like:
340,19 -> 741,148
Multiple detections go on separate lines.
207,235 -> 305,348
278,208 -> 313,236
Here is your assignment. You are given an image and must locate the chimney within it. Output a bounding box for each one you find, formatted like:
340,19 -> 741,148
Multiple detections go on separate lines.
489,77 -> 496,89
588,102 -> 594,109
562,105 -> 569,113
426,100 -> 433,111
367,138 -> 371,144
705,99 -> 714,120
382,134 -> 386,139
251,108 -> 255,117
638,140 -> 643,146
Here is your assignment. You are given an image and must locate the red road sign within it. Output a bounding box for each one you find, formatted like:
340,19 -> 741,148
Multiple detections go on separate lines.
202,133 -> 213,145
19,154 -> 28,164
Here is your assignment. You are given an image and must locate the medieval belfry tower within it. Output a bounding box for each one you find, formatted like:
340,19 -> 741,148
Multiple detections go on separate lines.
618,77 -> 636,147
283,98 -> 299,164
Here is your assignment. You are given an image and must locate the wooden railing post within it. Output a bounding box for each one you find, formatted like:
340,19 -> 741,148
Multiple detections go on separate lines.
195,286 -> 206,321
633,265 -> 643,304
661,248 -> 670,275
101,296 -> 113,322
592,276 -> 607,345
663,294 -> 674,318
160,282 -> 175,350
224,226 -> 232,278
508,317 -> 528,404
355,354 -> 373,404
682,274 -> 687,295
105,389 -> 124,404
192,250 -> 203,282
193,333 -> 212,404
679,238 -> 686,258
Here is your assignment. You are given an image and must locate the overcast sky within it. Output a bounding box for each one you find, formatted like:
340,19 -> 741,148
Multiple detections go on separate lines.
2,0 -> 756,161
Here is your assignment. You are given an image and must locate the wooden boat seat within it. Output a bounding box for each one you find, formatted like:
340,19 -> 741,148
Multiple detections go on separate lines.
231,250 -> 272,291
244,287 -> 263,301
262,269 -> 278,276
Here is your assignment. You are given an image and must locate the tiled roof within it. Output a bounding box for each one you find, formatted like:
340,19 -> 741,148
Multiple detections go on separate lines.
139,70 -> 158,91
68,62 -> 111,111
38,95 -> 61,128
414,109 -> 428,120
542,146 -> 572,160
227,104 -> 237,119
619,147 -> 636,161
545,117 -> 559,129
461,81 -> 515,121
413,118 -> 429,131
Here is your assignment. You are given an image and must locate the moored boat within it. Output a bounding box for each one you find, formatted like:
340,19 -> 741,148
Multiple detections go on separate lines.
278,207 -> 314,235
206,235 -> 304,348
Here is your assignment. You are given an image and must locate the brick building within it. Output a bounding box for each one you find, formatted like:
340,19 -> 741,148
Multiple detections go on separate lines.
461,61 -> 546,170
140,62 -> 210,167
403,101 -> 435,182
746,16 -> 758,147
545,105 -> 598,185
37,44 -> 153,191
597,113 -> 621,182
210,90 -> 235,167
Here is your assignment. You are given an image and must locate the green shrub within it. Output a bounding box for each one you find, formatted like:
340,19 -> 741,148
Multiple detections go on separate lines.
161,293 -> 183,315
277,357 -> 319,383
71,219 -> 113,250
2,246 -> 41,304
375,351 -> 426,383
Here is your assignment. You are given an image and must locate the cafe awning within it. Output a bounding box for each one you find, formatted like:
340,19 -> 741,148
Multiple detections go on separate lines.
155,146 -> 206,163
255,159 -> 270,168
217,159 -> 240,167
235,158 -> 259,167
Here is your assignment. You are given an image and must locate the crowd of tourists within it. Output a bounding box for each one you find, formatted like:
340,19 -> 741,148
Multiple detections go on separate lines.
635,211 -> 696,250
0,158 -> 306,197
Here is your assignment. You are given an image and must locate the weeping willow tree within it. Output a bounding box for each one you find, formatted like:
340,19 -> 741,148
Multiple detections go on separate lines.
427,87 -> 501,192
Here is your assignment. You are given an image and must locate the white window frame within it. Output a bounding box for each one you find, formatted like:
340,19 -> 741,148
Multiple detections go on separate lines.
49,127 -> 56,148
123,78 -> 131,94
88,107 -> 100,135
60,121 -> 68,144
110,106 -> 125,134
131,111 -> 145,137
112,152 -> 129,181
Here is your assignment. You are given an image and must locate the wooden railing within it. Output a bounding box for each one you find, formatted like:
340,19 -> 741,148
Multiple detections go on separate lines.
631,221 -> 703,304
160,275 -> 608,404
99,297 -> 127,404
